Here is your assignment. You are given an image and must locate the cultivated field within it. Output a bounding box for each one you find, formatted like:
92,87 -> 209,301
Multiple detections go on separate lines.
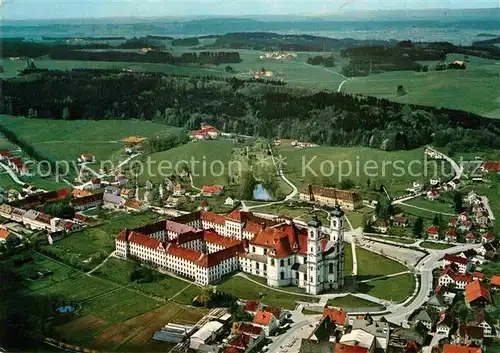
277,145 -> 436,197
342,53 -> 500,117
0,116 -> 183,163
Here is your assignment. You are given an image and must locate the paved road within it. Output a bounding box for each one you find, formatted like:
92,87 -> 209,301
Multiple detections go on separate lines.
337,80 -> 348,92
0,161 -> 24,185
426,146 -> 462,180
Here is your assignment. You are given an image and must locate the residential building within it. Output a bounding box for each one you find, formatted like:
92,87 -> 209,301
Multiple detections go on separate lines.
446,228 -> 458,243
490,275 -> 500,289
244,300 -> 262,315
481,232 -> 495,244
413,307 -> 438,331
103,193 -> 125,210
442,344 -> 482,353
298,339 -> 335,353
299,185 -> 362,210
173,184 -> 185,196
443,254 -> 471,274
189,321 -> 224,351
465,232 -> 477,244
351,317 -> 389,350
71,193 -> 103,211
373,219 -> 389,234
0,228 -> 16,243
472,272 -> 485,282
427,294 -> 448,312
481,161 -> 500,173
436,312 -> 455,336
388,324 -> 427,353
252,310 -> 278,336
392,216 -> 409,227
333,343 -> 369,353
85,178 -> 101,190
78,153 -> 95,163
426,226 -> 440,240
339,330 -> 375,353
439,266 -> 473,290
202,185 -> 224,197
465,280 -> 491,306
225,197 -> 235,206
468,309 -> 495,337
454,325 -> 484,347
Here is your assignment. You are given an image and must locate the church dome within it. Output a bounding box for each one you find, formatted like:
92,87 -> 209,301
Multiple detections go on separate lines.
331,205 -> 344,217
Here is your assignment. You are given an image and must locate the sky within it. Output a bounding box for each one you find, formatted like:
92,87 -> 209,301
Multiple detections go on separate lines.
2,0 -> 499,20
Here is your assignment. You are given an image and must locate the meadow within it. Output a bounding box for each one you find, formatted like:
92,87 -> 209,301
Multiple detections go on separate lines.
277,145 -> 435,197
138,140 -> 234,187
0,115 -> 183,163
342,53 -> 500,118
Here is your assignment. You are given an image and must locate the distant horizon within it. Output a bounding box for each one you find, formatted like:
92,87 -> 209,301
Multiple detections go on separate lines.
2,0 -> 498,21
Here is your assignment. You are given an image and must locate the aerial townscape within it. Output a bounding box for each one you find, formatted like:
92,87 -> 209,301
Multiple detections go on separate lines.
0,2 -> 500,353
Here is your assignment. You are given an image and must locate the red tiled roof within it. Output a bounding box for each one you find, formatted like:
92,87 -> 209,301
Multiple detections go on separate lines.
166,243 -> 202,263
427,226 -> 440,235
250,223 -> 306,258
243,221 -> 264,235
489,275 -> 500,286
465,232 -> 476,239
472,272 -> 485,279
198,243 -> 244,268
335,343 -> 368,353
253,310 -> 274,326
482,161 -> 500,172
263,306 -> 282,319
395,217 -> 408,224
323,308 -> 347,325
166,220 -> 198,234
234,322 -> 263,336
442,344 -> 482,353
201,211 -> 226,225
74,213 -> 90,222
0,150 -> 12,157
71,192 -> 103,205
175,230 -> 203,245
227,210 -> 242,221
228,333 -> 252,349
0,229 -> 12,240
201,125 -> 218,132
447,228 -> 457,237
245,300 -> 261,312
64,222 -> 74,230
465,280 -> 491,304
91,178 -> 100,184
191,130 -> 205,136
444,253 -> 469,265
449,217 -> 457,225
202,185 -> 222,193
129,231 -> 162,249
203,229 -> 242,248
482,232 -> 495,240
440,266 -> 473,283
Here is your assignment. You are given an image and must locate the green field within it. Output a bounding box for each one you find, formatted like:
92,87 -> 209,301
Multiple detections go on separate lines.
278,145 -> 434,197
40,212 -> 163,270
344,243 -> 353,276
139,140 -> 233,187
327,295 -> 382,308
0,115 -> 183,163
367,235 -> 416,244
355,246 -> 409,280
357,273 -> 415,302
402,197 -> 456,215
342,53 -> 500,117
217,275 -> 318,310
94,258 -> 199,305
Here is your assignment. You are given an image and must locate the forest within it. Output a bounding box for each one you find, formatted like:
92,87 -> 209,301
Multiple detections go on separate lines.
1,69 -> 499,153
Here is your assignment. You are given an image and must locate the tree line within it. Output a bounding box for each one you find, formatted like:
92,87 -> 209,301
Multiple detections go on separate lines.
1,70 -> 499,152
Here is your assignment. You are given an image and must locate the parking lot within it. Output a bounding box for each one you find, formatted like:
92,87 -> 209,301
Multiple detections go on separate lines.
359,238 -> 426,268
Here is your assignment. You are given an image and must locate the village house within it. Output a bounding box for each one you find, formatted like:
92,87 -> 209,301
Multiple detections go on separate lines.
413,307 -> 438,331
427,189 -> 440,201
472,272 -> 485,282
465,232 -> 477,244
225,197 -> 235,206
71,193 -> 103,211
202,185 -> 224,197
427,294 -> 448,312
442,344 -> 482,353
72,189 -> 91,198
469,309 -> 495,337
173,184 -> 185,196
447,179 -> 461,190
481,232 -> 495,244
392,216 -> 409,227
373,219 -> 389,234
453,325 -> 484,347
0,228 -> 17,243
9,157 -> 29,175
490,275 -> 500,290
465,280 -> 491,306
438,266 -> 473,290
435,311 -> 456,336
122,136 -> 145,154
190,125 -> 219,140
244,300 -> 263,316
103,193 -> 125,210
446,228 -> 458,243
299,185 -> 362,210
0,150 -> 13,159
85,178 -> 101,191
120,188 -> 134,199
426,225 -> 440,240
481,161 -> 500,173
252,310 -> 278,336
77,153 -> 96,163
443,254 -> 471,274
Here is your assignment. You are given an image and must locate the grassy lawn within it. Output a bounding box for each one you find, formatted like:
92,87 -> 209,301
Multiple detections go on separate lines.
356,246 -> 408,280
93,258 -> 199,304
345,207 -> 374,229
217,275 -> 318,310
138,140 -> 233,187
342,53 -> 500,117
278,145 -> 434,197
0,115 -> 183,163
252,203 -> 313,218
403,197 -> 456,215
40,211 -> 163,270
357,273 -> 415,302
420,241 -> 454,250
327,295 -> 382,308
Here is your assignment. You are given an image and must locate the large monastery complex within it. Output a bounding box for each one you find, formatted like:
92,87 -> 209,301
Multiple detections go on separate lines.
115,206 -> 346,294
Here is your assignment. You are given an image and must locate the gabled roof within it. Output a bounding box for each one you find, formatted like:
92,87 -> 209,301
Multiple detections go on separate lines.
482,232 -> 495,240
244,300 -> 260,312
414,307 -> 437,323
442,344 -> 482,353
426,226 -> 440,235
233,322 -> 263,337
447,228 -> 458,237
490,275 -> 500,286
202,185 -> 222,193
443,254 -> 469,265
322,308 -> 347,325
427,294 -> 446,307
252,310 -> 274,326
465,280 -> 491,304
459,325 -> 484,339
465,232 -> 476,239
472,272 -> 485,280
482,161 -> 500,172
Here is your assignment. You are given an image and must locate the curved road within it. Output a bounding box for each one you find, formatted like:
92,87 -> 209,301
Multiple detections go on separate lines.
0,161 -> 25,185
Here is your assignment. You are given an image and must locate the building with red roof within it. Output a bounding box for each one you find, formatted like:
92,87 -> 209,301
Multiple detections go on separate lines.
426,225 -> 440,240
322,308 -> 347,327
443,253 -> 471,274
252,310 -> 278,335
482,161 -> 500,173
481,232 -> 495,244
446,228 -> 458,243
0,228 -> 15,243
201,185 -> 224,196
442,344 -> 482,353
244,300 -> 262,314
439,266 -> 473,290
115,207 -> 346,294
465,280 -> 491,306
490,275 -> 500,287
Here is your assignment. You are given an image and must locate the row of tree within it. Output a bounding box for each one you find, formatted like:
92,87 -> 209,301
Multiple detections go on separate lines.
2,70 -> 499,152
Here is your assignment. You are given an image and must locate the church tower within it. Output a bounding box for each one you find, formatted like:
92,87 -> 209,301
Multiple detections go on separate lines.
306,216 -> 324,295
330,204 -> 345,287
